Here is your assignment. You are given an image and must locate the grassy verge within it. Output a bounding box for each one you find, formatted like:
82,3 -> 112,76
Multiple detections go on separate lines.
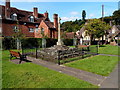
2,50 -> 98,88
90,45 -> 118,55
98,45 -> 118,55
65,55 -> 118,76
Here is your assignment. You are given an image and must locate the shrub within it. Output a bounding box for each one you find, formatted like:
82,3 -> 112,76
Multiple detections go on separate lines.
63,39 -> 73,46
2,37 -> 16,50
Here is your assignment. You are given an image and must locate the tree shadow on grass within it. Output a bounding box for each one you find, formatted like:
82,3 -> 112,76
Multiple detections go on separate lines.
99,45 -> 106,47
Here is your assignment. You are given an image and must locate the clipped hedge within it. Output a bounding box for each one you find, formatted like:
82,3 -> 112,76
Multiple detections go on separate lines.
21,38 -> 42,48
2,37 -> 16,50
63,39 -> 73,46
2,37 -> 74,50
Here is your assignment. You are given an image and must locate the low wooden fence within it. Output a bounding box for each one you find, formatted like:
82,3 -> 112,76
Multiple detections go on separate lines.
22,46 -> 98,65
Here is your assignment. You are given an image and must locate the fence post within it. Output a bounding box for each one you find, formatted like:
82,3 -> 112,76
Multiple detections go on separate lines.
22,46 -> 24,55
96,46 -> 98,55
82,48 -> 84,58
58,50 -> 60,65
36,47 -> 37,59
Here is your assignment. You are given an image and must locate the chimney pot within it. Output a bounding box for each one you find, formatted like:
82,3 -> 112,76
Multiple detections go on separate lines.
53,14 -> 58,30
5,0 -> 10,18
44,11 -> 48,18
33,7 -> 38,18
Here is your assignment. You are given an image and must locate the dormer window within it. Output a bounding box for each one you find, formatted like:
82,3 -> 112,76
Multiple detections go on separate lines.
11,13 -> 17,20
13,26 -> 19,32
29,16 -> 34,22
0,15 -> 2,18
41,28 -> 44,34
29,28 -> 34,32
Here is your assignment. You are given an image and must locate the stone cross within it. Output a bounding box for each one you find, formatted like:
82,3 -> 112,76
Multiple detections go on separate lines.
57,17 -> 63,45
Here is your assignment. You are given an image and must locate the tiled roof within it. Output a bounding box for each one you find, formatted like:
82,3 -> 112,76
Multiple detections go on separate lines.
0,5 -> 45,23
44,21 -> 55,29
65,32 -> 75,39
0,5 -> 56,29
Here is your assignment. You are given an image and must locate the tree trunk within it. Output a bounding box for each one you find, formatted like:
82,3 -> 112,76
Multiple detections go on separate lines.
90,35 -> 93,45
104,34 -> 107,45
98,39 -> 100,49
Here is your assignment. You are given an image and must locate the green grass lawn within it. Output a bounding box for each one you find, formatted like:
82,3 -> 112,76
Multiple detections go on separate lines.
2,50 -> 97,88
65,55 -> 118,76
69,45 -> 119,55
90,45 -> 118,55
98,45 -> 119,55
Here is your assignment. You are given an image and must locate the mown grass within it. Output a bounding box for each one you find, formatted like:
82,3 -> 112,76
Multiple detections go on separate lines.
70,45 -> 119,55
2,50 -> 98,88
98,45 -> 119,55
65,55 -> 118,76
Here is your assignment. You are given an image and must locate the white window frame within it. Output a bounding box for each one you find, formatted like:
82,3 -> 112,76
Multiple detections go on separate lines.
29,28 -> 34,32
11,13 -> 17,20
29,16 -> 34,22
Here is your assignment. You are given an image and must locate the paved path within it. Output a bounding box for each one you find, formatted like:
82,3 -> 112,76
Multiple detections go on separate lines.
98,54 -> 120,57
27,56 -> 106,86
100,64 -> 119,88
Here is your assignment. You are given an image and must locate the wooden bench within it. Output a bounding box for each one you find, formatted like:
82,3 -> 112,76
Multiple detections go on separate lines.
9,50 -> 27,64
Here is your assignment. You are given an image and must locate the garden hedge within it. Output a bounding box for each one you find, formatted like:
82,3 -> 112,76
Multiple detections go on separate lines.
2,37 -> 74,50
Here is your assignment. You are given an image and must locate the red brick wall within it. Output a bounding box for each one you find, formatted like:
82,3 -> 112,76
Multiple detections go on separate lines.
2,20 -> 58,39
2,22 -> 35,37
35,21 -> 49,38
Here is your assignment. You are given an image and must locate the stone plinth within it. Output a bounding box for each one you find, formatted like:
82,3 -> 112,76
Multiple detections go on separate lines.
37,45 -> 70,63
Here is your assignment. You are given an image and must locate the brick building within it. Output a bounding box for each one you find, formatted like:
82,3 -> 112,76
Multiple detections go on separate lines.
0,0 -> 58,38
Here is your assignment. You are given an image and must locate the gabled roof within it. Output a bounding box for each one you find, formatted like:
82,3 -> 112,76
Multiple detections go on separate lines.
76,22 -> 88,38
65,32 -> 75,39
44,21 -> 55,29
0,5 -> 45,23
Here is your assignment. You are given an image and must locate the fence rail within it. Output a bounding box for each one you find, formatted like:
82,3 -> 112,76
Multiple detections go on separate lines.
22,46 -> 98,65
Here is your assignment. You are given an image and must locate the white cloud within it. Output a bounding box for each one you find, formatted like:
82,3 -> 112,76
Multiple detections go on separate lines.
61,16 -> 80,21
70,11 -> 79,15
88,14 -> 95,19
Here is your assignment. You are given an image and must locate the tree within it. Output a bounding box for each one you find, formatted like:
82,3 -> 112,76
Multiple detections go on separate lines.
12,21 -> 25,50
113,10 -> 120,25
82,10 -> 86,21
85,19 -> 111,45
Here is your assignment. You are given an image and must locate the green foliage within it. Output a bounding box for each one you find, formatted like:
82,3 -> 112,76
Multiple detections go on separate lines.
65,55 -> 118,76
3,38 -> 75,49
85,19 -> 111,44
21,38 -> 42,48
61,19 -> 85,32
102,16 -> 113,24
82,10 -> 86,21
62,39 -> 73,46
46,38 -> 57,47
113,10 -> 120,25
2,37 -> 16,50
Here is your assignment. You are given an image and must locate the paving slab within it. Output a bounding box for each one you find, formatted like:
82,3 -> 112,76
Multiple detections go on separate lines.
27,56 -> 106,86
98,54 -> 120,57
100,64 -> 119,88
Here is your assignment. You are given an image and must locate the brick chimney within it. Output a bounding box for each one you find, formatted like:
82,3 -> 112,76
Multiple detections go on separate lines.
44,11 -> 48,18
53,14 -> 58,30
33,7 -> 38,18
5,0 -> 10,18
